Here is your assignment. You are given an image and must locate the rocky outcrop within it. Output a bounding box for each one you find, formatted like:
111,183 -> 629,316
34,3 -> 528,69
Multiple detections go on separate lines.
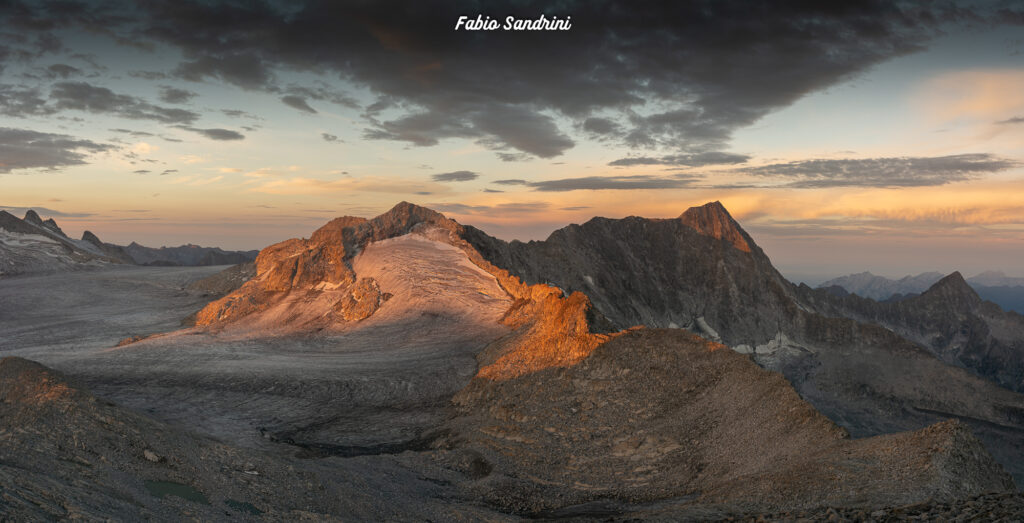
82,230 -> 136,264
0,210 -> 118,276
336,277 -> 391,321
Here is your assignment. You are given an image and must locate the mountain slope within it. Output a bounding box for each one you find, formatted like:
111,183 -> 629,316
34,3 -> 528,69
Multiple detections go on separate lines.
798,272 -> 1024,392
443,328 -> 1013,514
11,202 -> 1023,518
456,201 -> 1024,484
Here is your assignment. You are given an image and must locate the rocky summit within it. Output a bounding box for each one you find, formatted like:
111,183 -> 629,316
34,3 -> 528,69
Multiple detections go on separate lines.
1,201 -> 1022,520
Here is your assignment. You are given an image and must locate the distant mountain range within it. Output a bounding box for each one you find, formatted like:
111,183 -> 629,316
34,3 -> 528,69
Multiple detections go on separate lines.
820,271 -> 1024,313
0,209 -> 257,276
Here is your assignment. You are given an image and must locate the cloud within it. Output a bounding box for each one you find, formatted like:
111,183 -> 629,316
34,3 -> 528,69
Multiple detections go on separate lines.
430,202 -> 550,214
609,151 -> 751,167
432,170 -> 478,182
175,126 -> 245,141
734,154 -> 1018,188
173,53 -> 274,90
997,116 -> 1024,124
0,84 -> 54,117
471,104 -> 574,158
109,128 -> 155,137
133,169 -> 151,174
528,174 -> 699,192
285,84 -> 359,109
0,127 -> 112,173
221,108 -> 259,119
0,205 -> 92,218
482,188 -> 503,193
281,95 -> 317,114
44,63 -> 82,79
496,152 -> 532,162
158,86 -> 197,104
581,117 -> 620,136
51,81 -> 199,124
4,2 -> 1003,159
251,176 -> 443,195
321,132 -> 341,142
67,1 -> 958,157
493,179 -> 527,185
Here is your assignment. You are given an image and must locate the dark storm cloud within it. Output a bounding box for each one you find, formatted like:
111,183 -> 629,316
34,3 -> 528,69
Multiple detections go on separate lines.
175,126 -> 245,140
51,81 -> 200,124
3,2 -> 998,158
0,0 -> 958,158
735,154 -> 1017,188
281,95 -> 317,114
608,151 -> 751,167
0,127 -> 111,173
431,170 -> 478,182
997,116 -> 1024,124
174,53 -> 275,90
158,86 -> 197,104
528,175 -> 699,192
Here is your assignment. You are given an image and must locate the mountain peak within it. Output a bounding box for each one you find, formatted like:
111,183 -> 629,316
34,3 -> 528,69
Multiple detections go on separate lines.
82,230 -> 103,246
921,271 -> 981,306
678,201 -> 752,253
23,209 -> 43,225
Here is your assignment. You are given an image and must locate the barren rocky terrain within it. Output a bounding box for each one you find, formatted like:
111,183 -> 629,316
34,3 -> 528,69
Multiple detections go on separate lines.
2,202 -> 1022,520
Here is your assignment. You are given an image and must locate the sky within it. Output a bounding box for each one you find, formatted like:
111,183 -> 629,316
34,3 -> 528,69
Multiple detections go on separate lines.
1,0 -> 1024,283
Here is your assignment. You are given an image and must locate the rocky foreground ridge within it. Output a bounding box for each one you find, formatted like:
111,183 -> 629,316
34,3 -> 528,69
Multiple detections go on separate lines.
5,201 -> 1024,520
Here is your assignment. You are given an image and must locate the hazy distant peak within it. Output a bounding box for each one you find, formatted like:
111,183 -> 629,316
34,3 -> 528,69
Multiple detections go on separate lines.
81,230 -> 103,246
678,201 -> 752,253
22,210 -> 42,225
